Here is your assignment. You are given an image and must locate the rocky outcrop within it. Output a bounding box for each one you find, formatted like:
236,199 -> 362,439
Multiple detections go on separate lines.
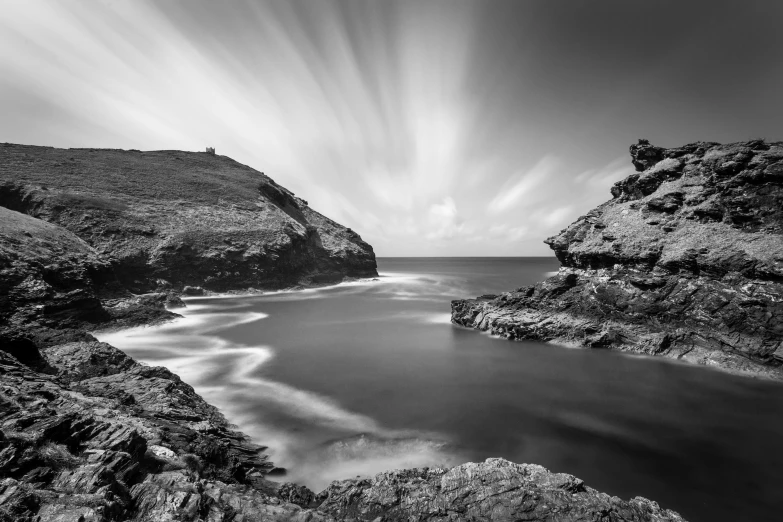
0,206 -> 110,330
0,143 -> 377,293
0,205 -> 179,370
452,139 -> 783,379
316,458 -> 683,521
0,348 -> 282,521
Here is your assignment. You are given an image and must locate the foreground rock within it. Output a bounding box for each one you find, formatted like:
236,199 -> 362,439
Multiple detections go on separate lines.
0,142 -> 377,293
453,139 -> 783,379
0,348 -> 282,521
316,458 -> 684,521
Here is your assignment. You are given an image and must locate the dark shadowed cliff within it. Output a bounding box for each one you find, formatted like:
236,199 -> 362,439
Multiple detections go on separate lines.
453,139 -> 783,379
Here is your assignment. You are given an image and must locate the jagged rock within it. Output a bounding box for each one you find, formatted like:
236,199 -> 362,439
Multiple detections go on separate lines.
129,471 -> 335,522
317,458 -> 684,521
277,481 -> 318,508
0,207 -> 110,330
453,140 -> 783,379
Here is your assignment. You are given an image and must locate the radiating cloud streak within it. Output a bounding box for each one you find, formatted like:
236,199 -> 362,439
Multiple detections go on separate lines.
2,0 -> 781,255
487,156 -> 560,215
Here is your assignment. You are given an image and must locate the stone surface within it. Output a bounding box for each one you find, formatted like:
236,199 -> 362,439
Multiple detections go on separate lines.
317,458 -> 685,522
453,140 -> 783,379
0,206 -> 111,331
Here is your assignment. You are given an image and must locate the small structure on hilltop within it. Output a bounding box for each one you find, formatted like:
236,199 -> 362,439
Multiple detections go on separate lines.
206,147 -> 215,155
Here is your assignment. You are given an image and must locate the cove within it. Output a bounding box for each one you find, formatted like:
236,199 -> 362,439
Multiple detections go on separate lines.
98,257 -> 783,522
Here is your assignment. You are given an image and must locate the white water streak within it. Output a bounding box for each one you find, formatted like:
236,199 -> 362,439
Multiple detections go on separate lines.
95,296 -> 458,489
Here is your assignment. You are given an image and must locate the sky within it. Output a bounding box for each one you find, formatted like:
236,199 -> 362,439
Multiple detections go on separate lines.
1,0 -> 782,256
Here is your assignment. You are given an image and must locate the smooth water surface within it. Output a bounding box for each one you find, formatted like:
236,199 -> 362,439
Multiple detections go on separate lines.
99,257 -> 783,522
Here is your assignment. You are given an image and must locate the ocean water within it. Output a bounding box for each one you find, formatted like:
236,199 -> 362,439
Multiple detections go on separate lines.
98,257 -> 783,522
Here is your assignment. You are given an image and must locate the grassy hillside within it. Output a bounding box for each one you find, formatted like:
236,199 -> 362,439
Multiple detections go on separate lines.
0,143 -> 377,292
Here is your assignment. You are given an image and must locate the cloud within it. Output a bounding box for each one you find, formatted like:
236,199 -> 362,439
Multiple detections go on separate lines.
0,1 -> 654,256
426,196 -> 469,241
487,156 -> 560,215
540,205 -> 575,229
488,224 -> 529,241
574,157 -> 633,188
364,164 -> 414,211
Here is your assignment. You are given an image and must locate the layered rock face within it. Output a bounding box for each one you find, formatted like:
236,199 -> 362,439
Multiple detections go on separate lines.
0,143 -> 377,293
453,139 -> 783,379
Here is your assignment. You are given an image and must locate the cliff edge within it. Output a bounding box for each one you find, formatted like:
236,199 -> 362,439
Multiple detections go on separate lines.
452,139 -> 783,379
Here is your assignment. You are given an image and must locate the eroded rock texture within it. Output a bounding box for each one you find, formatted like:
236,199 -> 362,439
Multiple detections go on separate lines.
453,140 -> 783,379
317,458 -> 684,521
0,348 -> 304,522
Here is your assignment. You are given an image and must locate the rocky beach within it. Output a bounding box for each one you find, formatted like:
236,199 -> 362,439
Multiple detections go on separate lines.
0,144 -> 688,520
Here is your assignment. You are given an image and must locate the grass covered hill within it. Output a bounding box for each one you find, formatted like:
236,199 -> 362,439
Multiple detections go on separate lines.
0,143 -> 377,292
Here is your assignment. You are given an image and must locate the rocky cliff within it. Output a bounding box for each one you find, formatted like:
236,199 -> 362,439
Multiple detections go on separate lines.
0,143 -> 377,293
0,143 -> 683,520
452,139 -> 783,379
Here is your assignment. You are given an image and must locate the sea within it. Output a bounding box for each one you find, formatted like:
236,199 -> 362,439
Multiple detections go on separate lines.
97,257 -> 783,522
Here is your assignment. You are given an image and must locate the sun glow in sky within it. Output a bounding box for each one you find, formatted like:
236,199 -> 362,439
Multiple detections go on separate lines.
2,0 -> 782,255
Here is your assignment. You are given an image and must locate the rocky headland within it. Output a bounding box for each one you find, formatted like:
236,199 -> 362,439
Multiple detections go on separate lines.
0,143 -> 684,520
453,139 -> 783,379
0,143 -> 377,294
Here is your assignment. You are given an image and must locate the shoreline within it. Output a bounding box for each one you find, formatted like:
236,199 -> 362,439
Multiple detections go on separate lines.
453,291 -> 783,382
